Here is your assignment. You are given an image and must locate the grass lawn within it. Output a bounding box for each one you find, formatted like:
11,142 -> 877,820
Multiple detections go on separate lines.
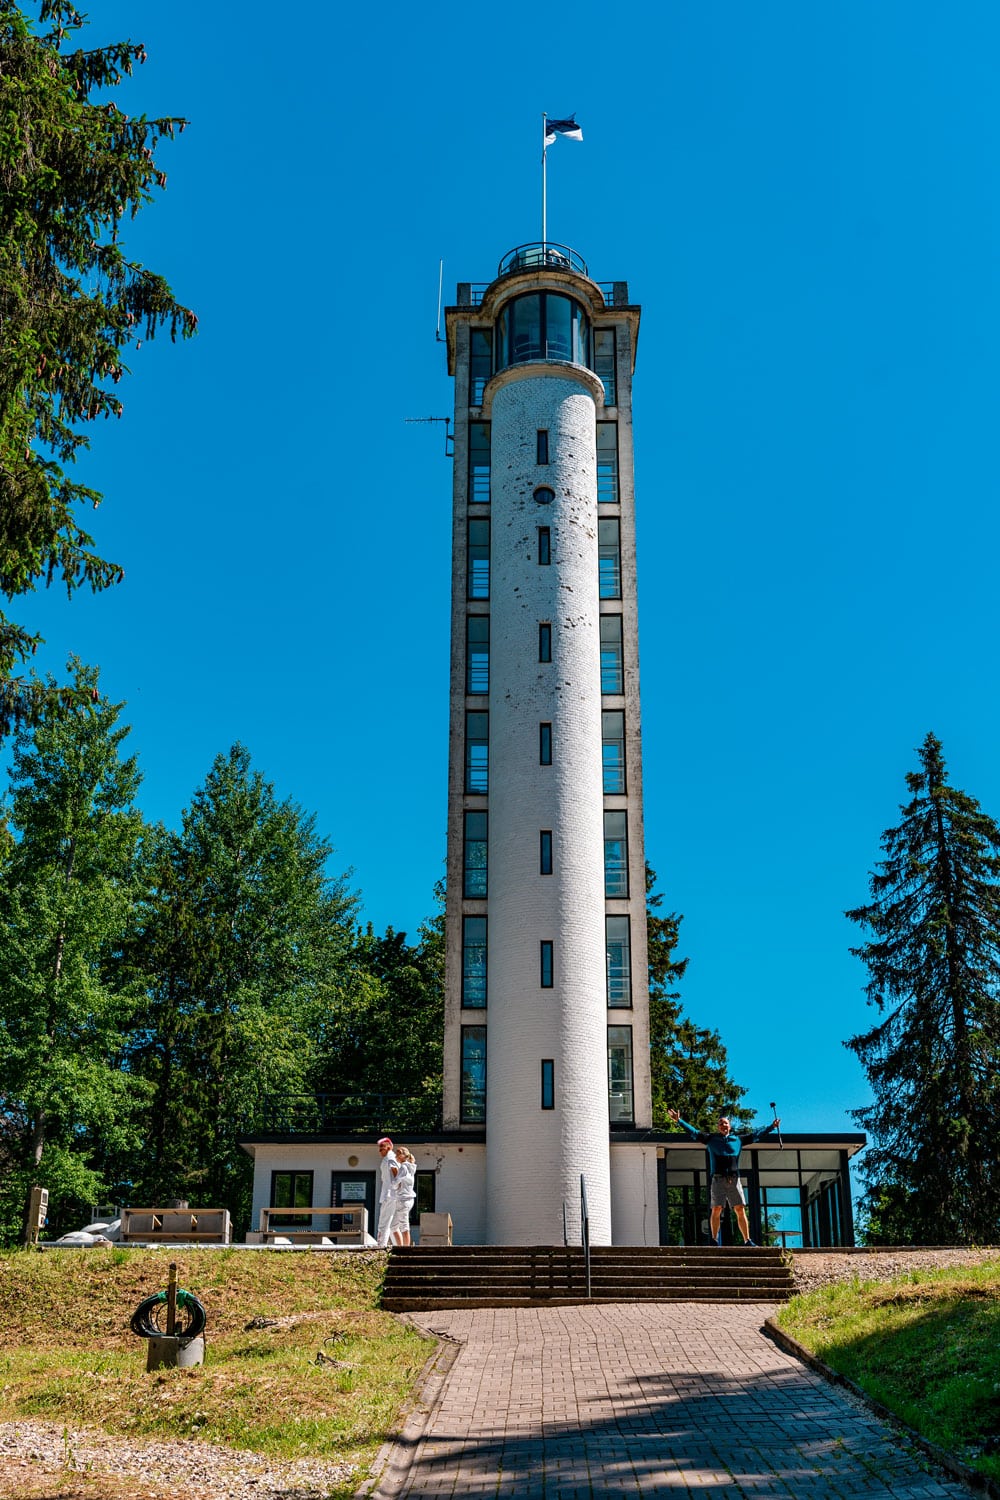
776,1255 -> 1000,1484
0,1246 -> 432,1498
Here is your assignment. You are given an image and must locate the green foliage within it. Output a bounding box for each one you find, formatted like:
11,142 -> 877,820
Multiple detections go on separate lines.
646,864 -> 751,1130
0,659 -> 149,1241
0,0 -> 195,737
847,733 -> 1000,1244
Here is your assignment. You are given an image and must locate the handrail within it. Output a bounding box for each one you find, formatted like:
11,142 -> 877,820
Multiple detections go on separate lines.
580,1173 -> 591,1299
562,1200 -> 568,1247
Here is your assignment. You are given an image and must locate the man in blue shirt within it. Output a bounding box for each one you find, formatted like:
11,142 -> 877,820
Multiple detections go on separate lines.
667,1108 -> 781,1246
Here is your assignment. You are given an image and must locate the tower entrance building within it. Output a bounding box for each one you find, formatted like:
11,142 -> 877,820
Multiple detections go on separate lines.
443,244 -> 651,1245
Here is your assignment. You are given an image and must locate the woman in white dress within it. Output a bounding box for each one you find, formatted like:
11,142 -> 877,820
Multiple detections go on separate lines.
388,1145 -> 417,1246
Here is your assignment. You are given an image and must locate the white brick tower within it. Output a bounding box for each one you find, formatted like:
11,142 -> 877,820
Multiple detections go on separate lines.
443,244 -> 649,1246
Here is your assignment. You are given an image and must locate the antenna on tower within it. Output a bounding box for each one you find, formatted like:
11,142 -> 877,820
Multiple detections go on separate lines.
435,259 -> 444,342
404,415 -> 453,457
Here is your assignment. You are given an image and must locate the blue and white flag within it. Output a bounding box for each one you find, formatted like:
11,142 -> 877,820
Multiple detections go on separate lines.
544,116 -> 583,147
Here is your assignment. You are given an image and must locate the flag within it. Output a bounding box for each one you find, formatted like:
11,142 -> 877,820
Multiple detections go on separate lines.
544,116 -> 583,147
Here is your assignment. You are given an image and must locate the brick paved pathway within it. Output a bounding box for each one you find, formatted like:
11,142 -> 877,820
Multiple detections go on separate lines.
381,1302 -> 970,1498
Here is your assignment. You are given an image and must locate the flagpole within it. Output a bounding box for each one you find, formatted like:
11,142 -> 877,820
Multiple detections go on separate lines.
541,112 -> 547,248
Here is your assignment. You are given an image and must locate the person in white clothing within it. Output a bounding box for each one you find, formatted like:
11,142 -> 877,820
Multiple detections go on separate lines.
376,1136 -> 398,1248
387,1145 -> 417,1247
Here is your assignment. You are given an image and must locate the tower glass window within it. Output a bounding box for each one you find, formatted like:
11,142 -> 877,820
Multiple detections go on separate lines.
598,519 -> 621,598
463,811 -> 487,897
462,916 -> 487,1007
602,710 -> 625,792
541,1059 -> 555,1110
494,291 -> 591,370
538,622 -> 552,662
468,519 -> 490,599
604,810 -> 628,897
540,722 -> 553,765
600,615 -> 624,694
594,329 -> 617,406
597,423 -> 619,503
540,829 -> 553,875
538,527 -> 551,565
470,329 -> 491,406
606,916 -> 632,1007
466,615 -> 489,695
461,1027 -> 486,1124
608,1027 -> 634,1123
540,940 -> 554,988
465,711 -> 488,792
536,429 -> 549,464
469,422 -> 491,503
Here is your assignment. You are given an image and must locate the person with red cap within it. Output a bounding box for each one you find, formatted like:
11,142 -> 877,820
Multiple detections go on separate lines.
376,1137 -> 397,1248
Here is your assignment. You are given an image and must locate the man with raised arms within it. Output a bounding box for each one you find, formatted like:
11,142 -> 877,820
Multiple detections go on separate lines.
667,1108 -> 781,1246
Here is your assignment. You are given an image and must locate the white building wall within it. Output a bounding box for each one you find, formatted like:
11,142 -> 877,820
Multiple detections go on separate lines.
485,368 -> 611,1245
610,1143 -> 661,1246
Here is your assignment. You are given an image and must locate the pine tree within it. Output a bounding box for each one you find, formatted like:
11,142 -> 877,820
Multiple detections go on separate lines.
846,733 -> 1000,1244
646,864 -> 750,1129
0,1 -> 195,736
0,660 -> 148,1242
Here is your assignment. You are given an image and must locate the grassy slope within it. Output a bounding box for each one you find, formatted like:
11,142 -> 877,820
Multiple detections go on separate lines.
0,1247 -> 431,1496
776,1256 -> 1000,1483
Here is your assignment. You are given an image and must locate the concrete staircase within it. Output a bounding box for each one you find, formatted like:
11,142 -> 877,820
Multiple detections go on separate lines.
380,1244 -> 794,1311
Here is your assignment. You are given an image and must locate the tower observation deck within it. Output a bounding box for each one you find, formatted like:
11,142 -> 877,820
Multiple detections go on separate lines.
443,244 -> 649,1246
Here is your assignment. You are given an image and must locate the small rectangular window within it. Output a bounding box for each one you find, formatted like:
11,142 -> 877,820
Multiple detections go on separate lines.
598,518 -> 621,599
540,830 -> 553,875
270,1170 -> 313,1227
469,421 -> 491,504
470,330 -> 491,406
415,1170 -> 436,1215
463,810 -> 488,898
602,710 -> 625,792
541,1059 -> 555,1110
606,915 -> 632,1008
539,722 -> 552,766
538,622 -> 552,662
597,422 -> 619,504
600,616 -> 623,694
462,915 -> 487,1007
466,615 -> 489,695
540,940 -> 554,988
604,810 -> 628,897
536,429 -> 549,464
465,711 -> 488,793
461,1026 -> 487,1124
538,527 -> 551,566
608,1026 -> 634,1124
594,329 -> 617,406
468,518 -> 490,599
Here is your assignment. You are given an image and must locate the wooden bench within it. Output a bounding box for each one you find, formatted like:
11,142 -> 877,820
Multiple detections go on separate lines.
120,1208 -> 231,1245
255,1205 -> 369,1246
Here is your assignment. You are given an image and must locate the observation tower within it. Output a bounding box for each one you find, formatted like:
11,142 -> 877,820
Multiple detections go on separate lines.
443,243 -> 651,1245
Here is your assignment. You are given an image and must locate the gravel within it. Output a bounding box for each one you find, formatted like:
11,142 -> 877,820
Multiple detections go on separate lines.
788,1245 -> 1000,1295
0,1420 -> 360,1499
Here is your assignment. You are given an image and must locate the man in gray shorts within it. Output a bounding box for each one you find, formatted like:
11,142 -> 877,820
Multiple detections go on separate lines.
667,1108 -> 781,1245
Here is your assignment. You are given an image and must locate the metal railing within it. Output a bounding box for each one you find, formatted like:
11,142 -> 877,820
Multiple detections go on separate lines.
467,281 -> 617,308
580,1174 -> 591,1299
246,1092 -> 442,1136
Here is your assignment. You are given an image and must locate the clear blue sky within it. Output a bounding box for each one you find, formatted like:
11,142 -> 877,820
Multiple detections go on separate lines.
13,1 -> 1000,1135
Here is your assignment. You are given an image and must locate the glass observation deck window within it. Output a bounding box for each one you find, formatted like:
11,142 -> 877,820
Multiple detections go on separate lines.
494,292 -> 590,373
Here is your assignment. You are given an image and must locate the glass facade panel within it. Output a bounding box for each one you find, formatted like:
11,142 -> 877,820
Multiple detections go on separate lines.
604,810 -> 628,897
597,422 -> 618,503
461,1026 -> 486,1124
466,615 -> 489,694
496,293 -> 591,371
598,518 -> 621,598
462,915 -> 487,1007
541,1059 -> 555,1110
468,518 -> 490,599
571,300 -> 590,366
608,1026 -> 633,1123
600,615 -> 623,694
512,294 -> 542,362
470,329 -> 491,405
594,329 -> 616,405
545,295 -> 571,361
469,422 -> 491,503
606,915 -> 632,1007
540,940 -> 554,988
463,810 -> 487,897
602,710 -> 625,792
465,711 -> 488,793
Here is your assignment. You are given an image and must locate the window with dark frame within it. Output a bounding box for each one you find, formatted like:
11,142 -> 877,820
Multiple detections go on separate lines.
461,1026 -> 487,1124
466,615 -> 489,695
463,810 -> 488,898
470,329 -> 491,406
598,518 -> 621,598
604,810 -> 628,897
468,518 -> 490,599
534,486 -> 554,505
465,710 -> 488,793
594,329 -> 617,406
608,1026 -> 634,1124
600,615 -> 624,694
536,429 -> 549,464
541,1059 -> 555,1110
415,1170 -> 436,1216
469,421 -> 491,503
539,722 -> 553,765
270,1170 -> 313,1227
602,710 -> 625,792
538,527 -> 551,565
538,622 -> 552,662
596,422 -> 619,503
540,939 -> 554,988
606,915 -> 632,1007
462,915 -> 487,1006
540,830 -> 553,875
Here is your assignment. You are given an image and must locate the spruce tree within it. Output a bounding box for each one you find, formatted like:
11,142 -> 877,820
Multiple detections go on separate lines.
0,1 -> 195,736
847,733 -> 1000,1244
